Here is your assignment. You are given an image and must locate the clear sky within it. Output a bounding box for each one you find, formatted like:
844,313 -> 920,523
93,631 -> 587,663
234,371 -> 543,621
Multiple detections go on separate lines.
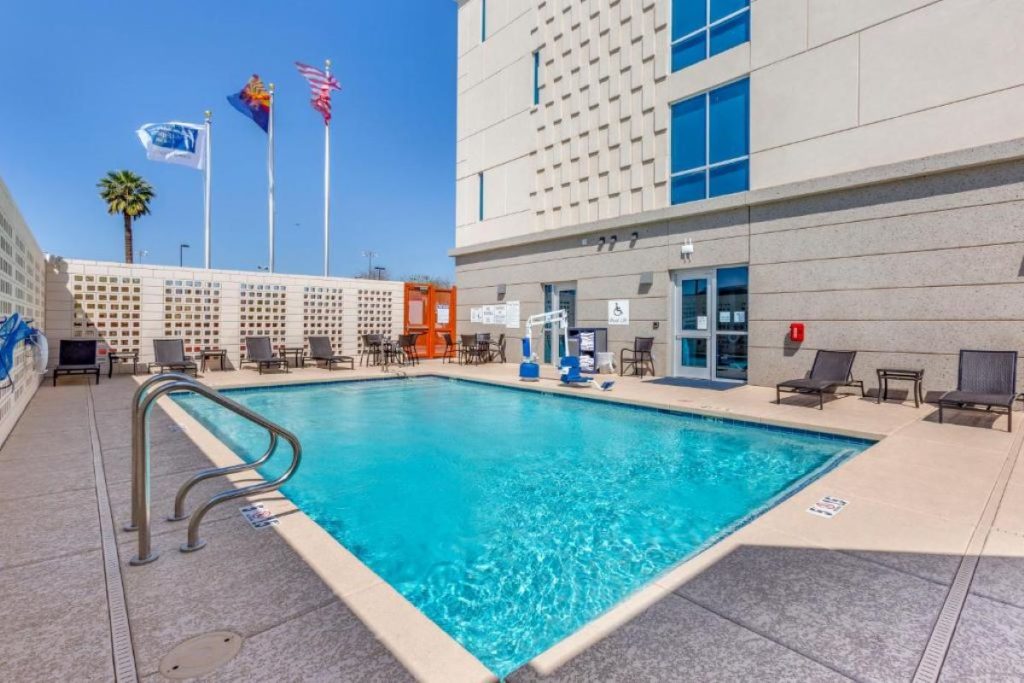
0,1 -> 457,280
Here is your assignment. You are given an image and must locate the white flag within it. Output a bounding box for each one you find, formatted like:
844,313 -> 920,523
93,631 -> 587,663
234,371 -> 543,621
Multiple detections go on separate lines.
136,122 -> 206,170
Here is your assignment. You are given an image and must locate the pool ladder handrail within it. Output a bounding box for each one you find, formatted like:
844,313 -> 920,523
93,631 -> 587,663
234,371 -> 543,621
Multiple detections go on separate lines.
127,373 -> 302,566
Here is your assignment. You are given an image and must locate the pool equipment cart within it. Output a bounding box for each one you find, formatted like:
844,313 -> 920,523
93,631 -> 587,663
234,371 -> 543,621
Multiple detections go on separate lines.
520,309 -> 570,380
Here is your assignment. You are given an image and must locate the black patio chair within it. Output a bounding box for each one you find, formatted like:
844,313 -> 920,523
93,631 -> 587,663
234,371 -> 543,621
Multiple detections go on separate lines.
938,350 -> 1018,432
489,333 -> 507,363
307,336 -> 354,371
150,339 -> 198,376
460,334 -> 484,364
776,350 -> 864,410
360,334 -> 383,366
53,339 -> 100,386
441,332 -> 457,364
397,333 -> 420,366
620,337 -> 655,378
241,336 -> 289,375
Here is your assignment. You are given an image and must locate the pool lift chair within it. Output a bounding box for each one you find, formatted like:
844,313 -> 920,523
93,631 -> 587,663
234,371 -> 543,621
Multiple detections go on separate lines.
520,309 -> 588,384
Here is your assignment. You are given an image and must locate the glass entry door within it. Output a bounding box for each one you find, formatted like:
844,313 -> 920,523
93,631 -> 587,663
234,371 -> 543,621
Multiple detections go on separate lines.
543,282 -> 576,364
673,266 -> 749,382
673,271 -> 712,379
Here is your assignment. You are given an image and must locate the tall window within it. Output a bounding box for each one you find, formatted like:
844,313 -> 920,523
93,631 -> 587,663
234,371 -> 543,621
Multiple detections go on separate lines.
670,78 -> 749,205
532,50 -> 541,106
478,172 -> 485,221
481,0 -> 487,42
671,0 -> 750,72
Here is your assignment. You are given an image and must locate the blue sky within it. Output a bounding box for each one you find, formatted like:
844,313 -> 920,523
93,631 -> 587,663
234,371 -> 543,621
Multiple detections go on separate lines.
0,1 -> 457,279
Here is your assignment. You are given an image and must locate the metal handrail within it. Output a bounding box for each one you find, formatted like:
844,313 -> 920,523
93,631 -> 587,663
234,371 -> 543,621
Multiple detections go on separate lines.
126,373 -> 200,532
129,379 -> 301,566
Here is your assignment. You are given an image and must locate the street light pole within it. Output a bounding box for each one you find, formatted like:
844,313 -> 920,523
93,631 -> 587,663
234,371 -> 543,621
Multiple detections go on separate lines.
179,243 -> 190,267
374,265 -> 386,280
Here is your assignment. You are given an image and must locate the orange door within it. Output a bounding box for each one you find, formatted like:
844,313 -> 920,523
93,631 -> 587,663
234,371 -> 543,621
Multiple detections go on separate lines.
404,283 -> 457,359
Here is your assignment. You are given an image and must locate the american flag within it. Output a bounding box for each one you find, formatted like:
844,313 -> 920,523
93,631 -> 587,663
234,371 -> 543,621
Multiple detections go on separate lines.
295,62 -> 342,124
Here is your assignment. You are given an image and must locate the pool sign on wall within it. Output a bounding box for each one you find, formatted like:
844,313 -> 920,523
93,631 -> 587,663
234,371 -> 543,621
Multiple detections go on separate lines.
608,300 -> 630,325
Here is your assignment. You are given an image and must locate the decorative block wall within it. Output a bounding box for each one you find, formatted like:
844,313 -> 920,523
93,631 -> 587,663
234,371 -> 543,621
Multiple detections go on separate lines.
531,0 -> 665,230
45,259 -> 404,369
0,177 -> 47,444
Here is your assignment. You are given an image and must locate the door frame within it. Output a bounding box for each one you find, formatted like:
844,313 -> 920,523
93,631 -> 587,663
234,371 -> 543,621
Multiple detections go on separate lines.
542,281 -> 577,365
670,265 -> 749,383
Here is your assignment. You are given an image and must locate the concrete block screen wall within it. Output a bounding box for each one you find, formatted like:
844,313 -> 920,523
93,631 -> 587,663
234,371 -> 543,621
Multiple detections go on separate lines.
44,259 -> 404,369
0,178 -> 47,443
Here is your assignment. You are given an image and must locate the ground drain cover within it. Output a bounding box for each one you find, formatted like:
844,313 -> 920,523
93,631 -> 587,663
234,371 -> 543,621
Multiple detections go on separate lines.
159,631 -> 243,679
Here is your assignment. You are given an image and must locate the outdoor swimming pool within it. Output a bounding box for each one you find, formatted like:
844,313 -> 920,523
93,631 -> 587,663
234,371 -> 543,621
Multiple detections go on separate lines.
174,377 -> 871,677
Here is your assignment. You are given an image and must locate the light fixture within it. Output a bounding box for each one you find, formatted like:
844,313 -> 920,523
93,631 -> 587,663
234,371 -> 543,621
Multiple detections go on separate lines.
610,234 -> 618,244
598,236 -> 606,246
639,271 -> 654,285
631,231 -> 639,241
497,283 -> 507,298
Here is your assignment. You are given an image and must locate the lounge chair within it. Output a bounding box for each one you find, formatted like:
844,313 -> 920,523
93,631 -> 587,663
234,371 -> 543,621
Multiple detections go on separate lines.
53,339 -> 100,386
150,339 -> 198,376
776,350 -> 864,410
938,350 -> 1018,432
241,337 -> 289,375
621,337 -> 655,378
308,336 -> 354,371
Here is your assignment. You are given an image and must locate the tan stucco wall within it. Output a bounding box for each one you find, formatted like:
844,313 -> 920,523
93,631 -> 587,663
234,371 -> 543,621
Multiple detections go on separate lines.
455,155 -> 1024,392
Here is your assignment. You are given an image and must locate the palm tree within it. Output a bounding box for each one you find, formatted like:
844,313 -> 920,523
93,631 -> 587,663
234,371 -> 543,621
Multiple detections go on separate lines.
97,170 -> 155,264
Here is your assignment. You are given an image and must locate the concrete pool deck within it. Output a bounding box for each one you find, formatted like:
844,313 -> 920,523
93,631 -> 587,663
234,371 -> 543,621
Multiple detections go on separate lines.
1,360 -> 1022,681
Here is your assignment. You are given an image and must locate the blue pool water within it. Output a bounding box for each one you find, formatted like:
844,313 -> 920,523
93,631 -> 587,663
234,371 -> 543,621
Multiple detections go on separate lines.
174,377 -> 869,677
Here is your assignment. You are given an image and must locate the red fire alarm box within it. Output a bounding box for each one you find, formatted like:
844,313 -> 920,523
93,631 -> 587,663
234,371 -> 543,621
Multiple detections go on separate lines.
789,323 -> 805,343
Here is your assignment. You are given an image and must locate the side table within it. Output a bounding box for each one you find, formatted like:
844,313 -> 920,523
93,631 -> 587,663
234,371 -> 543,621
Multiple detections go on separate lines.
876,368 -> 924,407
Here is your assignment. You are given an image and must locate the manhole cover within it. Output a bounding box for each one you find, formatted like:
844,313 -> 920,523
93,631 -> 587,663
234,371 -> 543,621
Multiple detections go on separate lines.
159,631 -> 243,679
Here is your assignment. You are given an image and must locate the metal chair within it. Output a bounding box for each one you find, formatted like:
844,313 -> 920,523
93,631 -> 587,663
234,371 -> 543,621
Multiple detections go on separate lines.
620,337 -> 656,378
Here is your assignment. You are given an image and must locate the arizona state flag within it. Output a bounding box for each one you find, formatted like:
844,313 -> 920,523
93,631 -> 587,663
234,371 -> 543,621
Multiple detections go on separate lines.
227,75 -> 271,132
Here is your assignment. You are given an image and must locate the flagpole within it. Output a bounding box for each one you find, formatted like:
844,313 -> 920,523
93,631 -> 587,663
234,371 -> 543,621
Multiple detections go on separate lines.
203,110 -> 212,269
268,83 -> 276,273
323,59 -> 332,277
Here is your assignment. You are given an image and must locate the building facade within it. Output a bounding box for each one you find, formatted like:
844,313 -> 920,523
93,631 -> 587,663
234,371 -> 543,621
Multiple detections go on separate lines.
453,0 -> 1024,389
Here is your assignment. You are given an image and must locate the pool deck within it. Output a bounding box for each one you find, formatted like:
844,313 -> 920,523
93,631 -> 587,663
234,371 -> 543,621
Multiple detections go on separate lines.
2,359 -> 1022,681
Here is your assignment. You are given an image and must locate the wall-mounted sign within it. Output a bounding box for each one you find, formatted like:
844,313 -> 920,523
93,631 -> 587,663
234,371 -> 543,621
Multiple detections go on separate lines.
608,300 -> 630,325
505,301 -> 520,329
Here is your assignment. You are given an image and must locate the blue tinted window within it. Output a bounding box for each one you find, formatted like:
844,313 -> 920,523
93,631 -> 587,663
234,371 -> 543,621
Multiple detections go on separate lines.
533,51 -> 540,105
481,0 -> 487,42
671,95 -> 706,173
671,0 -> 749,72
709,12 -> 749,57
672,33 -> 707,72
672,0 -> 706,40
671,78 -> 749,205
478,172 -> 484,221
672,172 -> 706,205
710,0 -> 748,22
709,78 -> 749,164
709,160 -> 748,197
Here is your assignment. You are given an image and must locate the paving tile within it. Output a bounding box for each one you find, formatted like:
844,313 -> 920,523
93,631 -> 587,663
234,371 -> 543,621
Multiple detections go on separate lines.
0,450 -> 96,501
0,487 -> 102,569
970,529 -> 1024,609
756,480 -> 972,585
509,594 -> 849,682
202,601 -> 414,682
940,594 -> 1024,681
0,437 -> 93,462
674,543 -> 948,681
823,448 -> 997,526
0,550 -> 113,682
993,481 -> 1024,535
121,513 -> 337,676
102,436 -> 218,485
107,467 -> 265,542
